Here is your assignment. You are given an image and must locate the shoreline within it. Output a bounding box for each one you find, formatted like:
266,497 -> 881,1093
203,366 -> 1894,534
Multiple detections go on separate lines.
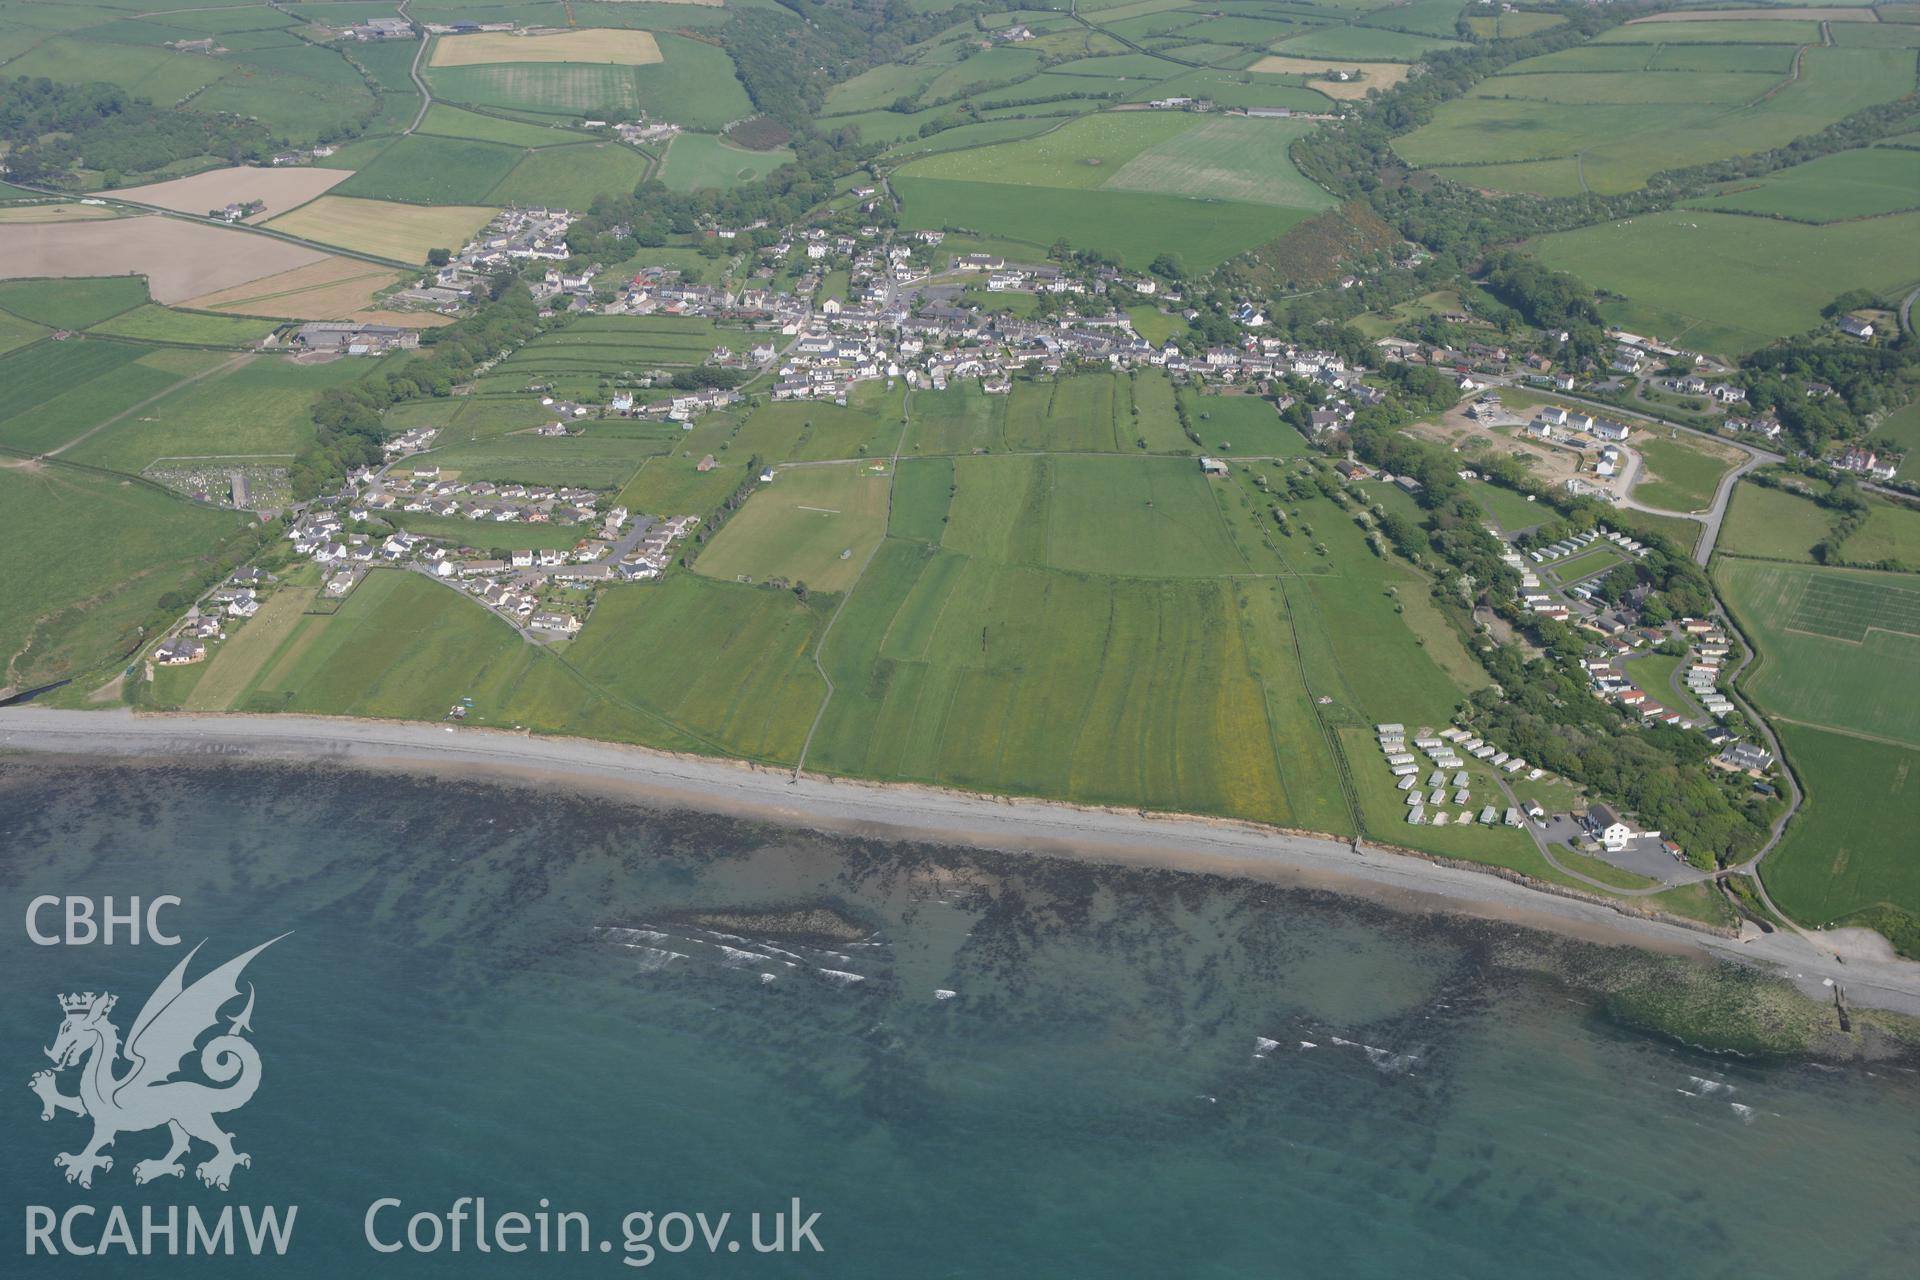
6,706 -> 1920,1016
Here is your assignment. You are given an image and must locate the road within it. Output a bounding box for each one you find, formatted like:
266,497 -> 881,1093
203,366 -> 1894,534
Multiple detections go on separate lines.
1902,283 -> 1919,339
1486,374 -> 1777,566
398,0 -> 433,135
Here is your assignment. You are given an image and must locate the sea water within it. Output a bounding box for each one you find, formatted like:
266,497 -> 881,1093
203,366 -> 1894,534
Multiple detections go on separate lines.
2,759 -> 1915,1277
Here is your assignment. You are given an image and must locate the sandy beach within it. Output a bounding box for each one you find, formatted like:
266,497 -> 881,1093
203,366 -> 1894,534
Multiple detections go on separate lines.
6,706 -> 1919,1015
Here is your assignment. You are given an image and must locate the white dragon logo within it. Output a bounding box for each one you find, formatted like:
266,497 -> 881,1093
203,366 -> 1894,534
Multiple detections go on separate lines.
28,937 -> 284,1191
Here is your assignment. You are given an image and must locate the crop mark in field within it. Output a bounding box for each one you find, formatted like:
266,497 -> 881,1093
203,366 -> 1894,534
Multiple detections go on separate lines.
1785,575 -> 1920,643
797,505 -> 840,514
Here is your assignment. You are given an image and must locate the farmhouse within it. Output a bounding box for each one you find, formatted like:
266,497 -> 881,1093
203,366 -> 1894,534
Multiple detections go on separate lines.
293,323 -> 420,355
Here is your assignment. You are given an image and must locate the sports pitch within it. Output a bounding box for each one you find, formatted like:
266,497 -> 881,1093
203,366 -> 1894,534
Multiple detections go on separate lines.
694,462 -> 894,593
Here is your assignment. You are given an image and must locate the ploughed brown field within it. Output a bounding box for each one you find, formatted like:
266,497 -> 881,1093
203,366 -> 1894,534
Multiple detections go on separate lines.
111,166 -> 353,222
0,216 -> 328,303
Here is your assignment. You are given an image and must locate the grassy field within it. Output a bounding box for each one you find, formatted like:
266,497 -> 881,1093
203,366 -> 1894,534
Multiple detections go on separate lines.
893,110 -> 1325,266
266,197 -> 497,265
1103,115 -> 1334,209
0,276 -> 148,330
426,35 -> 752,129
937,453 -> 1246,577
659,133 -> 796,192
335,135 -> 523,205
1397,41 -> 1918,200
906,375 -> 1142,454
1717,481 -> 1834,560
499,315 -> 753,379
0,310 -> 47,356
1529,209 -> 1920,356
695,462 -> 894,592
1686,147 -> 1920,223
66,353 -> 370,473
86,306 -> 279,347
1630,430 -> 1743,512
1716,559 -> 1920,750
803,538 -> 1348,832
0,461 -> 246,690
566,575 -> 828,762
1875,400 -> 1920,480
421,431 -> 669,490
416,103 -> 592,148
1764,721 -> 1920,930
488,143 -> 653,209
179,579 -> 319,711
901,112 -> 1203,188
1466,479 -> 1548,532
894,175 -> 1298,270
1182,387 -> 1309,456
1715,558 -> 1920,933
201,569 -> 652,738
0,341 -> 227,456
1268,24 -> 1463,61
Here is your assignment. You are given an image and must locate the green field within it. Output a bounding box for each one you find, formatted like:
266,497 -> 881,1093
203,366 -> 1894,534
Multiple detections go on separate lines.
1875,401 -> 1920,480
66,354 -> 372,474
900,112 -> 1202,188
1630,431 -> 1741,513
0,277 -> 148,330
200,569 -> 640,736
1718,481 -> 1834,561
659,133 -> 796,193
0,341 -> 226,456
497,316 -> 754,381
86,306 -> 280,348
1397,43 -> 1918,199
696,462 -> 894,592
802,537 -> 1348,831
1764,721 -> 1920,932
1103,115 -> 1335,209
893,110 -> 1324,266
895,175 -> 1299,270
425,36 -> 753,129
935,453 -> 1245,577
1268,24 -> 1463,61
1716,560 -> 1920,750
1530,209 -> 1920,356
1181,387 -> 1310,457
0,462 -> 247,689
487,142 -> 653,209
417,431 -> 670,490
566,574 -> 828,762
417,103 -> 592,148
1687,148 -> 1920,224
335,135 -> 524,205
907,376 -> 1124,454
1715,559 -> 1920,933
0,310 -> 48,356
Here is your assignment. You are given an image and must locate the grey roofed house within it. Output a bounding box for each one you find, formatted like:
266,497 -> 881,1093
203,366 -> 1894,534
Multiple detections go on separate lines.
1718,741 -> 1773,772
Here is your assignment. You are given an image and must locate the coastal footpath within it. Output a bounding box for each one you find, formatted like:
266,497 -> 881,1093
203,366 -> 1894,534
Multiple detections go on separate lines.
5,707 -> 1919,1017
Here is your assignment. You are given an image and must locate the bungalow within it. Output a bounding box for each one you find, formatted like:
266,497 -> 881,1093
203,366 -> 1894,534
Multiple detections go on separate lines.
154,637 -> 207,666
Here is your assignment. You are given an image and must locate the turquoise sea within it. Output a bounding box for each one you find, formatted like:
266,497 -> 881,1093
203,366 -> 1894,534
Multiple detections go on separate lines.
2,759 -> 1916,1277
